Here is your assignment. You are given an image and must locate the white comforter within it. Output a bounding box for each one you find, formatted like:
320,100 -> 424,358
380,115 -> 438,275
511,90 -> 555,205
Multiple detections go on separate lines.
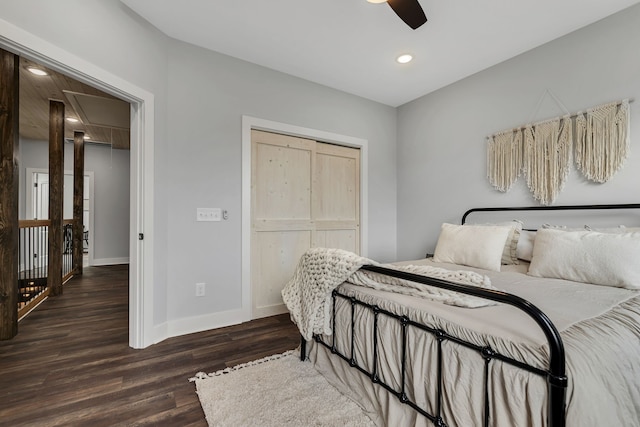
282,248 -> 499,341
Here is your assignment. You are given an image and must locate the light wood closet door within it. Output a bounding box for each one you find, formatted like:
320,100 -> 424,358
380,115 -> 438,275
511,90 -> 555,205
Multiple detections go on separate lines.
314,142 -> 360,253
251,130 -> 360,319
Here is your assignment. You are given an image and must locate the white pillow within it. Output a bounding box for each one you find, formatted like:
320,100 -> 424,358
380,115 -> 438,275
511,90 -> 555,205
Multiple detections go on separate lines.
528,229 -> 640,289
516,230 -> 536,261
433,223 -> 511,272
469,221 -> 522,265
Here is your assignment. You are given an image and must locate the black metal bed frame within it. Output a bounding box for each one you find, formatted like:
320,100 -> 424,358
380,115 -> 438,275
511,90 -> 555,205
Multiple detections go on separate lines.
461,203 -> 640,226
300,203 -> 640,427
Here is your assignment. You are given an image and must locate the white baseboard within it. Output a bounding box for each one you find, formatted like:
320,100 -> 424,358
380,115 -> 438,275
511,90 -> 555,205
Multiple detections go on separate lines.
92,257 -> 130,266
153,322 -> 169,345
152,308 -> 246,344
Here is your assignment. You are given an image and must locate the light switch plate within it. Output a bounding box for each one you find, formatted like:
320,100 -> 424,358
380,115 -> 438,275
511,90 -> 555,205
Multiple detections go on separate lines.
197,208 -> 222,221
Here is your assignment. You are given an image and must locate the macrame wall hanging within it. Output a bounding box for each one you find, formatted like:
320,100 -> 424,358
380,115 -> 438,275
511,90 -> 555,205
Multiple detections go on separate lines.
486,129 -> 522,192
575,99 -> 630,183
523,116 -> 572,205
487,93 -> 632,205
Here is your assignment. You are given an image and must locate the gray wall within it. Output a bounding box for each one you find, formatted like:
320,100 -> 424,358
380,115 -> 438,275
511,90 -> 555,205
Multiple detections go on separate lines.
396,4 -> 640,260
18,138 -> 130,262
165,40 -> 397,322
0,0 -> 397,337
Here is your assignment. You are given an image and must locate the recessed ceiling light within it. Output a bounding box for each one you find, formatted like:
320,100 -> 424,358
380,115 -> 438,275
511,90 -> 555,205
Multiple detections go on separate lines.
66,117 -> 79,123
396,54 -> 413,64
83,135 -> 91,140
26,66 -> 48,76
367,0 -> 387,3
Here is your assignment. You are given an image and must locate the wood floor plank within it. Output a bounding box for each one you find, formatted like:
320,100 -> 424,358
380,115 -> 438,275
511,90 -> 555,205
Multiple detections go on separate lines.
0,265 -> 300,426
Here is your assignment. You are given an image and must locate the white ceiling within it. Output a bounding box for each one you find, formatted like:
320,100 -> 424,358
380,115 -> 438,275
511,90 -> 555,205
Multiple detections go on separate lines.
122,0 -> 640,107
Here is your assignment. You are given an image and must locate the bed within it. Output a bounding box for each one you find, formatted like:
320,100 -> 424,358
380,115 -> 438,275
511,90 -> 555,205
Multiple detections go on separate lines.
283,204 -> 640,427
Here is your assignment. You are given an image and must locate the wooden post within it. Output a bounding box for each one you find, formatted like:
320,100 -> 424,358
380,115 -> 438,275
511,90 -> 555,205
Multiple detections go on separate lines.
0,49 -> 19,340
73,131 -> 84,275
48,100 -> 65,296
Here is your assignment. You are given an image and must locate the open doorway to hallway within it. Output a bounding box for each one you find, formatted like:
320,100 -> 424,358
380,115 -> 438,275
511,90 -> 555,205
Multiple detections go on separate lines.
1,25 -> 153,347
15,55 -> 131,322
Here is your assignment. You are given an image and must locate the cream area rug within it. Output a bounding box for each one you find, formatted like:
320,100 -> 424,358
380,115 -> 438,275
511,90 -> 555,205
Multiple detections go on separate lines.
190,350 -> 374,427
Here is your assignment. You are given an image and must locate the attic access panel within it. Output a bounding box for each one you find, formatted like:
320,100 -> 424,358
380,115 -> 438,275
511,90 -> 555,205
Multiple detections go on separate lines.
63,90 -> 130,130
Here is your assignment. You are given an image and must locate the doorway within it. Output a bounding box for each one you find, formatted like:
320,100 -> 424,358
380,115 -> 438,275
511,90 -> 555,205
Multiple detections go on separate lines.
1,28 -> 154,348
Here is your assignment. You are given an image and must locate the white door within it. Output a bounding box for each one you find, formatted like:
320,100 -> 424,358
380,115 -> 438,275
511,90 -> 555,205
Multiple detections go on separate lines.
251,130 -> 360,319
34,172 -> 49,220
33,173 -> 50,269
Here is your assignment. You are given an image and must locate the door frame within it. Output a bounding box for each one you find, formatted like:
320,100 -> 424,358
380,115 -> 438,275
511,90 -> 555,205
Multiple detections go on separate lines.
1,19 -> 155,348
241,116 -> 368,320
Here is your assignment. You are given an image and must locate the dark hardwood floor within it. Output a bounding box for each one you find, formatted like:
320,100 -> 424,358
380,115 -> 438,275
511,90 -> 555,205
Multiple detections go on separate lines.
0,265 -> 300,426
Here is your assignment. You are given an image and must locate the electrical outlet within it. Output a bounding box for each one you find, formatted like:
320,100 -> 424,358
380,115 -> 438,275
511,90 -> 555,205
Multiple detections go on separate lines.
195,282 -> 205,297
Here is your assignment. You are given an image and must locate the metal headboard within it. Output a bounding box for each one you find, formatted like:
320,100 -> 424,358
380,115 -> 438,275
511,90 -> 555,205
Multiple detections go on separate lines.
462,203 -> 640,226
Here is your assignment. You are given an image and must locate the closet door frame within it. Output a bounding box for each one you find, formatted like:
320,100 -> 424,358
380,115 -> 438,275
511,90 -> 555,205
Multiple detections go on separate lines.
241,116 -> 368,321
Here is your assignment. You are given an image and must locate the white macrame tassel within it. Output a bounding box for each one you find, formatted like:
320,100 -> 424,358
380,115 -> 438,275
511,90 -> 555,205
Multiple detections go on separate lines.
487,129 -> 523,192
575,100 -> 630,183
523,116 -> 572,205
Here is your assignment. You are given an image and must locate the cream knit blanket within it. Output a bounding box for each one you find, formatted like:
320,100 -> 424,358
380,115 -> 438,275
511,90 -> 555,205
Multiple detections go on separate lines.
282,248 -> 496,340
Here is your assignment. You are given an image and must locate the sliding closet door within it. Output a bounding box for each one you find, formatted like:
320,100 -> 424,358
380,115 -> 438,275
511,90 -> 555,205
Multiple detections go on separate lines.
314,142 -> 360,253
251,130 -> 360,319
251,131 -> 315,319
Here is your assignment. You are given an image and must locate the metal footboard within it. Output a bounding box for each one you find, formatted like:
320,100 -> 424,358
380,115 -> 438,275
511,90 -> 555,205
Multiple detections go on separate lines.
302,265 -> 568,427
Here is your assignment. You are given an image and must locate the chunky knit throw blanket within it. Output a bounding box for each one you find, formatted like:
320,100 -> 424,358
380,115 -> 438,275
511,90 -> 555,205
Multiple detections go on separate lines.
282,248 -> 497,340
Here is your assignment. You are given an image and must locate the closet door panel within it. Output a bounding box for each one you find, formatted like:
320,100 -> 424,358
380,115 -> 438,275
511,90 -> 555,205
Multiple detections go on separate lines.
252,230 -> 311,317
253,138 -> 312,221
251,130 -> 315,319
315,145 -> 358,221
315,229 -> 357,253
314,142 -> 360,254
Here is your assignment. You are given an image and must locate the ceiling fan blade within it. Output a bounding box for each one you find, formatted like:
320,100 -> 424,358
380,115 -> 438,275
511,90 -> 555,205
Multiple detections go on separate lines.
386,0 -> 427,30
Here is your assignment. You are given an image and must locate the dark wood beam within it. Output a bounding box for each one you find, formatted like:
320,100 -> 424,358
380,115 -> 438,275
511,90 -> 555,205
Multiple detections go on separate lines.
48,100 -> 64,296
73,131 -> 85,275
0,49 -> 20,340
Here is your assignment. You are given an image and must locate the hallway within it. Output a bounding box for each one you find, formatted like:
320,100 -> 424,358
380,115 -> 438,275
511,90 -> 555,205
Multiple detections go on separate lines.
0,265 -> 299,426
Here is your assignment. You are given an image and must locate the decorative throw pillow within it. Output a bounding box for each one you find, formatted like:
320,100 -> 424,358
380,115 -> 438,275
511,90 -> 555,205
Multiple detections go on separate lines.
469,221 -> 522,265
433,223 -> 512,272
516,230 -> 536,262
528,229 -> 640,289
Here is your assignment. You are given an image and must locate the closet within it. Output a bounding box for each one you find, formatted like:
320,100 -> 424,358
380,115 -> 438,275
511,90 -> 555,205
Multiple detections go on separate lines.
251,130 -> 360,318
